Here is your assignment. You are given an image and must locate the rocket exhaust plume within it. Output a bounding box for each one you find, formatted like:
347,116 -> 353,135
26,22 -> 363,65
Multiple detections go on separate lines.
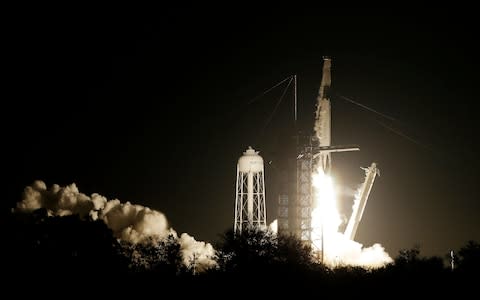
310,167 -> 392,268
15,180 -> 217,272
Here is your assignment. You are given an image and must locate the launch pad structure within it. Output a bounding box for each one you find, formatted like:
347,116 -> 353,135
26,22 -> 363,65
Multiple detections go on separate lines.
233,57 -> 380,261
277,58 -> 376,258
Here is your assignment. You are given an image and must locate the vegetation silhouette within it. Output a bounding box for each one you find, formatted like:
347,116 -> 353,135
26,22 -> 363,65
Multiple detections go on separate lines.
4,210 -> 479,293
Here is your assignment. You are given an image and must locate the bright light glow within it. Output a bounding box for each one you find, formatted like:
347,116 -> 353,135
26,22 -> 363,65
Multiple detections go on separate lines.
311,169 -> 341,244
311,167 -> 392,268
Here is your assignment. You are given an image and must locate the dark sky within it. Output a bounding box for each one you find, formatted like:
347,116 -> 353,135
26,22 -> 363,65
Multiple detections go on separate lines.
5,6 -> 480,257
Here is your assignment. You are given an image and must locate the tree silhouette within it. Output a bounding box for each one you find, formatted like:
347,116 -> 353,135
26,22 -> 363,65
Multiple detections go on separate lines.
217,227 -> 278,273
4,209 -> 128,281
456,240 -> 480,274
212,226 -> 334,293
120,234 -> 183,276
5,207 -> 480,291
395,244 -> 421,265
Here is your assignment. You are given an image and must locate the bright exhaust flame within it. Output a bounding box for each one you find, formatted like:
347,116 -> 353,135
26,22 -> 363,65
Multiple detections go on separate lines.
311,166 -> 392,268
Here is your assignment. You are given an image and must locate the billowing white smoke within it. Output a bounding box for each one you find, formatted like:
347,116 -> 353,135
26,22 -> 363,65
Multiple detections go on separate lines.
100,200 -> 172,243
15,180 -> 217,271
178,233 -> 217,273
17,180 -> 100,218
268,219 -> 278,234
311,168 -> 392,268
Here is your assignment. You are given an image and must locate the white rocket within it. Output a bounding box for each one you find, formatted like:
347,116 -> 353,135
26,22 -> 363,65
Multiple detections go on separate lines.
313,57 -> 359,174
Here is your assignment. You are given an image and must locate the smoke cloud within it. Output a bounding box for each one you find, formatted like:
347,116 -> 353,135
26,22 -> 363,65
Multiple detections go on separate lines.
316,230 -> 392,268
268,219 -> 278,234
15,180 -> 217,271
178,233 -> 217,273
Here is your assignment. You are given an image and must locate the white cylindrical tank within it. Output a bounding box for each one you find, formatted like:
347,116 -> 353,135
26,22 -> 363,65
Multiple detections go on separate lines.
238,147 -> 264,173
234,146 -> 267,233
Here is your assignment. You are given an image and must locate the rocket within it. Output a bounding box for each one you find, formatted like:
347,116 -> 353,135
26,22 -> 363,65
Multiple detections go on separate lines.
313,57 -> 359,174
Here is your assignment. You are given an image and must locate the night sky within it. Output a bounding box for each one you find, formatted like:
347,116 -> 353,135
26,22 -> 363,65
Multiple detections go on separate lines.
5,7 -> 479,258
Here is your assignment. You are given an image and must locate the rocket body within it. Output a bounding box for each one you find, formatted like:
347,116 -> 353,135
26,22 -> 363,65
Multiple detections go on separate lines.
315,57 -> 333,173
